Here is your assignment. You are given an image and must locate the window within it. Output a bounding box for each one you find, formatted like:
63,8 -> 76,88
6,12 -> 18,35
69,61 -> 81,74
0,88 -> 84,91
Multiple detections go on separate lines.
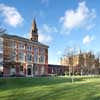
34,48 -> 38,63
39,48 -> 45,64
0,54 -> 3,67
26,54 -> 32,62
18,52 -> 25,61
10,50 -> 16,61
10,65 -> 16,75
18,43 -> 25,49
5,39 -> 10,47
27,45 -> 32,51
0,38 -> 3,66
34,55 -> 38,63
40,48 -> 45,55
39,55 -> 45,64
20,66 -> 23,71
10,41 -> 16,48
34,48 -> 38,54
10,65 -> 15,69
0,38 -> 3,46
0,38 -> 3,53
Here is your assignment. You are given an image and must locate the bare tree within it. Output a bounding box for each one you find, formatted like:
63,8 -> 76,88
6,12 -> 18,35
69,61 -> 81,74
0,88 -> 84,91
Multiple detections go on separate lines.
86,52 -> 94,75
78,50 -> 84,76
61,46 -> 79,76
61,46 -> 100,76
94,58 -> 99,75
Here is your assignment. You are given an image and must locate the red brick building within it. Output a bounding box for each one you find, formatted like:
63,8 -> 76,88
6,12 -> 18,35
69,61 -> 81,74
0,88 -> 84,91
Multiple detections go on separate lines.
0,19 -> 49,77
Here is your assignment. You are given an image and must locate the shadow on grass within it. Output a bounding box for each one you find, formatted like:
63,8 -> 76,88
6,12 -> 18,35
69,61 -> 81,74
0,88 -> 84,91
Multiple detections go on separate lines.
0,77 -> 84,91
0,77 -> 100,100
0,80 -> 99,100
91,95 -> 100,100
0,83 -> 84,100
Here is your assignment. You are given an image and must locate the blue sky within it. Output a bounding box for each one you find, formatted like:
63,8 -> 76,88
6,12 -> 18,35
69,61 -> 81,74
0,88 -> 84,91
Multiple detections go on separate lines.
0,0 -> 100,64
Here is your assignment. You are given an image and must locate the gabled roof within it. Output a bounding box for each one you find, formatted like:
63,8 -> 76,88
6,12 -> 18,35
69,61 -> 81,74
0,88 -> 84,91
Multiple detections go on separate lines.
0,33 -> 49,48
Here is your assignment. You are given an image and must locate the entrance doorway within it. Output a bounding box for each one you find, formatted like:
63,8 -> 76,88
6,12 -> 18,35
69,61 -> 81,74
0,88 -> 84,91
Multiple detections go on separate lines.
27,65 -> 33,77
27,68 -> 31,75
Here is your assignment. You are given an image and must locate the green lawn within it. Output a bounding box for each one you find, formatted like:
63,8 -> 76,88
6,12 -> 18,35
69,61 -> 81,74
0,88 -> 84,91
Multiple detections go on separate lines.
0,76 -> 100,100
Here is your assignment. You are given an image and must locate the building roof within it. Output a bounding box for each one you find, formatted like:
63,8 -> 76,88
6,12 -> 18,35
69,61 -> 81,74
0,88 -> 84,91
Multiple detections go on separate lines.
0,33 -> 49,48
48,64 -> 68,68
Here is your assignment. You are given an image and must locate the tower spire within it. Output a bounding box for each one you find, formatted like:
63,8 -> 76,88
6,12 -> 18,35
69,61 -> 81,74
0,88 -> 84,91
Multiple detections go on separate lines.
30,18 -> 38,42
32,18 -> 38,33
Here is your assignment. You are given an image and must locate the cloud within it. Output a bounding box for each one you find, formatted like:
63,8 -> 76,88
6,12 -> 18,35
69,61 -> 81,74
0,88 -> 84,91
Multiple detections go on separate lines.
60,1 -> 96,33
38,33 -> 52,44
83,35 -> 95,45
0,3 -> 23,27
40,24 -> 58,34
38,24 -> 58,44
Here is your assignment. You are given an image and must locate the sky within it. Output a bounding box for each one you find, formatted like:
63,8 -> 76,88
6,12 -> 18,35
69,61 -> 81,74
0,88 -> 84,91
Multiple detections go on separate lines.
0,0 -> 100,64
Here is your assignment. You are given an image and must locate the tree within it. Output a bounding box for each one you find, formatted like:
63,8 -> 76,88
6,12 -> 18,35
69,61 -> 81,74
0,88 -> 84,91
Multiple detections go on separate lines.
61,46 -> 78,77
78,51 -> 84,76
83,51 -> 95,75
94,58 -> 99,75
